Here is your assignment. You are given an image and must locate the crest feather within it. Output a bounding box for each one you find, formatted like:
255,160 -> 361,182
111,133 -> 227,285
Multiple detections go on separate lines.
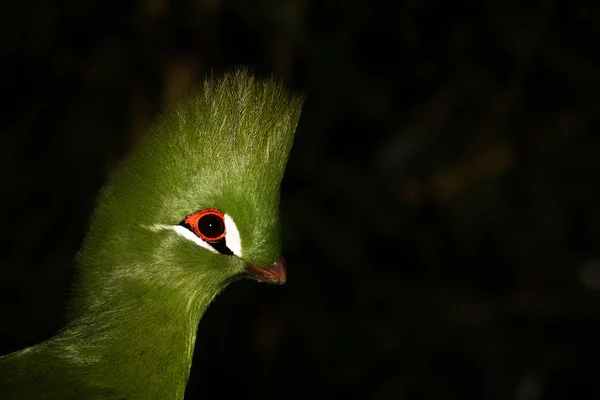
164,68 -> 304,177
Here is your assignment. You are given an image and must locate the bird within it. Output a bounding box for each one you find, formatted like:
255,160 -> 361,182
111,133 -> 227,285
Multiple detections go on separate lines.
0,69 -> 304,399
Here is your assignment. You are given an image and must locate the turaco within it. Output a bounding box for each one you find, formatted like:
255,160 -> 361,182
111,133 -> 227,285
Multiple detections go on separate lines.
0,69 -> 304,399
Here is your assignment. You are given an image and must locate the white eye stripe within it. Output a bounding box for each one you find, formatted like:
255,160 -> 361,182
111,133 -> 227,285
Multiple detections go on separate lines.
223,214 -> 242,257
152,213 -> 242,257
162,224 -> 218,254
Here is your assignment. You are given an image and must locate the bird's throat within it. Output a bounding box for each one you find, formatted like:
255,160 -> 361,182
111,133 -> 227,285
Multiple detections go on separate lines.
55,284 -> 217,399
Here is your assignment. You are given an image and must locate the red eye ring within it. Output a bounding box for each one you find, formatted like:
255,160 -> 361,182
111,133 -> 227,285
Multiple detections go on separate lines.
181,208 -> 226,242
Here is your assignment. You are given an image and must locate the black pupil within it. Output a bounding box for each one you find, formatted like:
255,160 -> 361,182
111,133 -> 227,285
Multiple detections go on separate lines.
197,214 -> 225,239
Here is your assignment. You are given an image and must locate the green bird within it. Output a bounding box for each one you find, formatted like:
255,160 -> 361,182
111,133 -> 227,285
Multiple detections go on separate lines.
0,69 -> 304,399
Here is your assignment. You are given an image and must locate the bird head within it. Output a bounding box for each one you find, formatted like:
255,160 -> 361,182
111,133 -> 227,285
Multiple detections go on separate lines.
72,70 -> 304,314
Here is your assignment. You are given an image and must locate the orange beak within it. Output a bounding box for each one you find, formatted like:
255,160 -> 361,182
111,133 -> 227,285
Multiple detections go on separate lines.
245,256 -> 287,285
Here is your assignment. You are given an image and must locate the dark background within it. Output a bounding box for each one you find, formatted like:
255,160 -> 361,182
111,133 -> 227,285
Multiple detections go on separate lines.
1,1 -> 599,399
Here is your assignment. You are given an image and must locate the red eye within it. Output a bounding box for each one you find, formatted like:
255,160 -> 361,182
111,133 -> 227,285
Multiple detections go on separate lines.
181,208 -> 226,242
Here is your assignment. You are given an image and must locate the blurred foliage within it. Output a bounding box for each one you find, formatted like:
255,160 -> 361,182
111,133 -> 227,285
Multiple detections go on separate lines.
1,0 -> 599,399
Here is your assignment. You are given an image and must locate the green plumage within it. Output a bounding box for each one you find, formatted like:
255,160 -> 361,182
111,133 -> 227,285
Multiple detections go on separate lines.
0,69 -> 304,399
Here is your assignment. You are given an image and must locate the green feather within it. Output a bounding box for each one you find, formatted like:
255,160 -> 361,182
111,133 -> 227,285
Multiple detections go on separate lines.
0,69 -> 304,399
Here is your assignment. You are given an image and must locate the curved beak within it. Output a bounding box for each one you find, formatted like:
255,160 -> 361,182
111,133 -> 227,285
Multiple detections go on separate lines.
245,256 -> 287,285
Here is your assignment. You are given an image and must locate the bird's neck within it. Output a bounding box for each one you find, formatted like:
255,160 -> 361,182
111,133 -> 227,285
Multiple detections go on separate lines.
55,280 -> 217,399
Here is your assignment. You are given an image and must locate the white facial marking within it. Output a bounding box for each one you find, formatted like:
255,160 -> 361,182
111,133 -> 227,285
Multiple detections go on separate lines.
223,214 -> 242,257
152,213 -> 242,257
153,224 -> 218,254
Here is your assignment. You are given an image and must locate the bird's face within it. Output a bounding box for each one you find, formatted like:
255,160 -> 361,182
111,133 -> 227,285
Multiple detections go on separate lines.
79,162 -> 290,307
89,160 -> 291,300
75,170 -> 288,316
139,154 -> 292,291
150,198 -> 287,287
